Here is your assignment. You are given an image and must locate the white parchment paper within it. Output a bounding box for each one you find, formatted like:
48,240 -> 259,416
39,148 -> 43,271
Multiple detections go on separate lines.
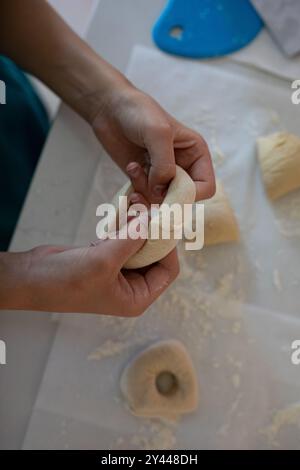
23,46 -> 300,450
232,29 -> 300,81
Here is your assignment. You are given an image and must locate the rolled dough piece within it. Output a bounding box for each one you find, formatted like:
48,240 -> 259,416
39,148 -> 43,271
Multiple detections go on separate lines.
257,132 -> 300,200
99,165 -> 196,269
203,181 -> 239,246
120,340 -> 199,420
186,180 -> 239,246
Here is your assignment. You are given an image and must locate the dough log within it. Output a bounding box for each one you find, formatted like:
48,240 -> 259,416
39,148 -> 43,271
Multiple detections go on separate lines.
186,180 -> 239,246
203,180 -> 239,246
257,132 -> 300,200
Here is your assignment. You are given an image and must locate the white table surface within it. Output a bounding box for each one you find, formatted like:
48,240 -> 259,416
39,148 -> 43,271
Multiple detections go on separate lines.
0,0 -> 166,449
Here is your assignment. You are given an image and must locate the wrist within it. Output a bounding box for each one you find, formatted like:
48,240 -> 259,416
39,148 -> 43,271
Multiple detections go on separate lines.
55,44 -> 136,125
89,79 -> 142,133
80,61 -> 136,127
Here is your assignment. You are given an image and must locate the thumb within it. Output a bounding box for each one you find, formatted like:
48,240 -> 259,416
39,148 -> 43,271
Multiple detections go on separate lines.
105,213 -> 149,269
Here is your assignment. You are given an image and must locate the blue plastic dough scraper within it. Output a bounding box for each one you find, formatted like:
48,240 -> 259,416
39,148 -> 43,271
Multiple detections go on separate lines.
152,0 -> 263,58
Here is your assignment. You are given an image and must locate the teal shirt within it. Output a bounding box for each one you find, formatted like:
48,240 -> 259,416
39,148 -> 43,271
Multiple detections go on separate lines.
0,56 -> 49,250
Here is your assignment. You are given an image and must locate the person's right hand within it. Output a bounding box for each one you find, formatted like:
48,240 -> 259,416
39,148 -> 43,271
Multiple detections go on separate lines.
0,218 -> 179,316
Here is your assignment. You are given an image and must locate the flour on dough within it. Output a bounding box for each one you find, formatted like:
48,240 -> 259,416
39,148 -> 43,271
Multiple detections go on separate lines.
120,340 -> 198,420
257,132 -> 300,200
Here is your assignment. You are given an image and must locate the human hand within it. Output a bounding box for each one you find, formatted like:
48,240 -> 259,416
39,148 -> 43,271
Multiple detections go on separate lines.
92,86 -> 216,203
0,0 -> 214,203
0,220 -> 179,316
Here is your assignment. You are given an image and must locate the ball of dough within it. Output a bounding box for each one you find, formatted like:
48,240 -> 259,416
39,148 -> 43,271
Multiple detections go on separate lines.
120,340 -> 199,420
186,180 -> 239,246
257,132 -> 300,200
98,165 -> 196,269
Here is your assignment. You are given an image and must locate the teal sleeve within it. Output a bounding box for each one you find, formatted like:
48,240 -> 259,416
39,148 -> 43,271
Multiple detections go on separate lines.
0,56 -> 50,250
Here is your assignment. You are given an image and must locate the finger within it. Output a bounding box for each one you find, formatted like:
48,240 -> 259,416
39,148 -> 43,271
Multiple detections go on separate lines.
122,248 -> 179,315
144,248 -> 179,299
99,215 -> 149,269
126,162 -> 150,201
144,124 -> 176,201
174,127 -> 216,201
129,192 -> 151,210
189,154 -> 216,201
127,192 -> 150,225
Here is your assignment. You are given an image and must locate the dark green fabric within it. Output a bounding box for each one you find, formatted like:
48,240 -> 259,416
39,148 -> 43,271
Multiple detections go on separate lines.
0,56 -> 49,250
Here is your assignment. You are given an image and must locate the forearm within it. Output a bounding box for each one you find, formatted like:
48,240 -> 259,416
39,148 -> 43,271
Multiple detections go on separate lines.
0,252 -> 31,310
0,0 -> 133,123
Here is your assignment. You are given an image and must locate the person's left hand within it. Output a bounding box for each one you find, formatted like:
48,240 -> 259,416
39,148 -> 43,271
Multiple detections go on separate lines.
92,86 -> 216,204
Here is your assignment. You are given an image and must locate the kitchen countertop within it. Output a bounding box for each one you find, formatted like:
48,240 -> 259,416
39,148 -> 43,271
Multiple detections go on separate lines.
0,0 -> 166,449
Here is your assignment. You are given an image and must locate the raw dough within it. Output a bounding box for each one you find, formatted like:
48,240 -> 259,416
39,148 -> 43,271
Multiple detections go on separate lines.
99,165 -> 196,269
186,180 -> 239,246
204,181 -> 239,246
120,340 -> 199,420
257,132 -> 300,200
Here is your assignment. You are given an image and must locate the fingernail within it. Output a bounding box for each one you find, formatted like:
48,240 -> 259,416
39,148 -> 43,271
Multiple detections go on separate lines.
154,278 -> 170,293
129,193 -> 140,204
127,163 -> 139,178
153,184 -> 167,197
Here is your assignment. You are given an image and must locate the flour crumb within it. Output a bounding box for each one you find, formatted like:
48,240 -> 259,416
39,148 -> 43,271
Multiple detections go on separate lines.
115,437 -> 124,448
88,340 -> 127,361
232,321 -> 241,335
217,272 -> 234,297
276,195 -> 300,238
254,259 -> 263,272
261,403 -> 300,447
270,110 -> 280,125
218,393 -> 243,437
227,354 -> 243,370
131,420 -> 177,450
273,269 -> 282,292
232,374 -> 240,389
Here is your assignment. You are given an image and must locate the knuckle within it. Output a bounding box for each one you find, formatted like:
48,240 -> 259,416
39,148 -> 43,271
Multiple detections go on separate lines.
153,161 -> 176,180
198,133 -> 209,147
191,131 -> 210,155
191,129 -> 208,147
150,121 -> 173,140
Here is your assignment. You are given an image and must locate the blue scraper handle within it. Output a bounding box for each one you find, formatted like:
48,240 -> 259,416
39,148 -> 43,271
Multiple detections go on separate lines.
152,0 -> 263,58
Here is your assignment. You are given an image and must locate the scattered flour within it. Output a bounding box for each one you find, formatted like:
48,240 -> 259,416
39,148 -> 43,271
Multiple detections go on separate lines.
232,374 -> 241,389
261,403 -> 300,447
232,321 -> 241,335
218,393 -> 243,437
276,194 -> 300,238
88,340 -> 128,361
131,420 -> 177,450
269,110 -> 280,125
